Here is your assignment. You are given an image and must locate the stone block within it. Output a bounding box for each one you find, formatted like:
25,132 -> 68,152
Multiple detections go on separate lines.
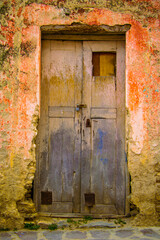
155,193 -> 160,201
155,205 -> 160,212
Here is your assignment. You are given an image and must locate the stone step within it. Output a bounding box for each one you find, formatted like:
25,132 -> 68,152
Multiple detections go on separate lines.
35,218 -> 122,229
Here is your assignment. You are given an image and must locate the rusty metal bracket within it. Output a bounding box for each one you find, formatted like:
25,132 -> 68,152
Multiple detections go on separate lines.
41,191 -> 52,205
77,104 -> 87,108
86,119 -> 91,127
76,104 -> 87,111
84,193 -> 95,207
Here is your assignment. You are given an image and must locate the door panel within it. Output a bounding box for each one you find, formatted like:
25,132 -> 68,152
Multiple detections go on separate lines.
39,40 -> 82,213
91,119 -> 116,204
82,41 -> 125,214
49,41 -> 76,106
38,39 -> 125,215
91,76 -> 116,107
49,118 -> 74,202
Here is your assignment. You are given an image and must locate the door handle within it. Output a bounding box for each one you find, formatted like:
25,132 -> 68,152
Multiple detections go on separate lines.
76,104 -> 87,111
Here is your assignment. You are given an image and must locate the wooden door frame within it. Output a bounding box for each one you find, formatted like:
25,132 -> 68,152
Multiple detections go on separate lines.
34,23 -> 130,217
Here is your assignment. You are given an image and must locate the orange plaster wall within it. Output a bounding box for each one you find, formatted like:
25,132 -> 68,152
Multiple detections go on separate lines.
0,0 -> 160,228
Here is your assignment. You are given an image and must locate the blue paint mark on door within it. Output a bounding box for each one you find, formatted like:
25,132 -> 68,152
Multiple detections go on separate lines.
97,128 -> 108,164
100,158 -> 108,164
98,128 -> 106,154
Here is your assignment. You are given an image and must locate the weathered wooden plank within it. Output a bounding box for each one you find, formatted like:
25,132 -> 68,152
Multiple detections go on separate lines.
73,41 -> 83,213
49,118 -> 63,202
92,76 -> 116,108
38,40 -> 50,211
91,108 -> 116,119
81,41 -> 92,214
48,106 -> 75,118
41,202 -> 73,213
42,34 -> 125,41
91,120 -> 104,204
62,118 -> 74,202
91,204 -> 117,214
116,40 -> 125,215
39,212 -> 126,218
91,119 -> 116,206
50,40 -> 76,51
87,41 -> 116,52
49,41 -> 76,107
102,119 -> 116,205
40,40 -> 50,170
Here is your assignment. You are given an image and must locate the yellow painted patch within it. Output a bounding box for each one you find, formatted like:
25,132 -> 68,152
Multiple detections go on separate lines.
10,152 -> 15,168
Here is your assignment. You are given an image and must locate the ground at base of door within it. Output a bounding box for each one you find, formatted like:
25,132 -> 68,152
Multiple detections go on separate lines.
0,227 -> 160,240
37,219 -> 122,229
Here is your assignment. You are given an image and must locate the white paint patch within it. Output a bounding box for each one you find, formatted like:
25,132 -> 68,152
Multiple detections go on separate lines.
130,104 -> 145,154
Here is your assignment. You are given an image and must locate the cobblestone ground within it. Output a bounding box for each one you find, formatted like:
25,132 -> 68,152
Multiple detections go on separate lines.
0,228 -> 160,240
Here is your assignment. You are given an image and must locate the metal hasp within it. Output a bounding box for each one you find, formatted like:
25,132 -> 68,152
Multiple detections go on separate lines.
41,191 -> 52,205
84,193 -> 95,207
76,104 -> 87,111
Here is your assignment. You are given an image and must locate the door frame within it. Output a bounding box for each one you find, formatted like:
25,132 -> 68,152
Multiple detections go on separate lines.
34,24 -> 130,217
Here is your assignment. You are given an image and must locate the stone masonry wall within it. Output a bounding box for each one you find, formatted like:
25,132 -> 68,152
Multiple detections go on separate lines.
0,0 -> 160,229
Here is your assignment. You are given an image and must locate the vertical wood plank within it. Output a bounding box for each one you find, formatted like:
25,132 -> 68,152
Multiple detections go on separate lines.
49,41 -> 76,107
91,119 -> 116,205
38,40 -> 50,210
49,118 -> 62,201
91,120 -> 104,204
116,40 -> 125,214
62,118 -> 74,202
73,41 -> 82,212
81,41 -> 92,213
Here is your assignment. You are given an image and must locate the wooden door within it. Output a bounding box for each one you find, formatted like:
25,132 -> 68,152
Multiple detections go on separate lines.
81,41 -> 125,215
37,39 -> 125,215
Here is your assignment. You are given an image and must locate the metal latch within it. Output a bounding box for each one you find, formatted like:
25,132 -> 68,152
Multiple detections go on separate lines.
76,104 -> 87,111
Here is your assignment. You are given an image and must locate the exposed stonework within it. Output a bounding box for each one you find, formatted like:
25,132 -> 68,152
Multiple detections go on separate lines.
0,0 -> 160,229
155,162 -> 160,217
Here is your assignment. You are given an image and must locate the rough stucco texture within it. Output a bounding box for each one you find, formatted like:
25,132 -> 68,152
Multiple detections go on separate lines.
0,0 -> 160,228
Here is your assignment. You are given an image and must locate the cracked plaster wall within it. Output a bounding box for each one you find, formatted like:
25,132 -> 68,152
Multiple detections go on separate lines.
0,0 -> 160,228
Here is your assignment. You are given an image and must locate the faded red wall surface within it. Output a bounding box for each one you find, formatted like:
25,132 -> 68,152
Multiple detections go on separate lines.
0,0 -> 160,228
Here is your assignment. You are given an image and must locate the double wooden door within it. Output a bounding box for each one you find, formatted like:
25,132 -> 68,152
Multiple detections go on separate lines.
37,39 -> 126,215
